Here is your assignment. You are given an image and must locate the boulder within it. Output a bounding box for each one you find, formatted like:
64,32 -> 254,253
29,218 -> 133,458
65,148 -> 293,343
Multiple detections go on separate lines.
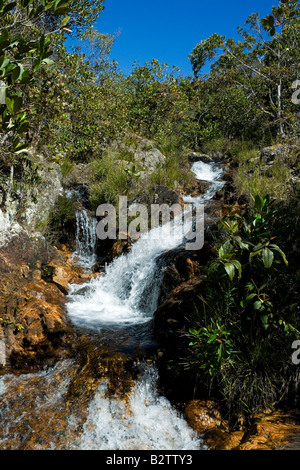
0,235 -> 77,368
185,400 -> 222,434
110,136 -> 166,173
260,144 -> 297,165
185,152 -> 213,164
153,185 -> 183,206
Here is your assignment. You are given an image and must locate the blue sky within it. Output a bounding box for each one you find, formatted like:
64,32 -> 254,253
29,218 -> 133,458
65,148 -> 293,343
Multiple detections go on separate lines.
90,0 -> 278,76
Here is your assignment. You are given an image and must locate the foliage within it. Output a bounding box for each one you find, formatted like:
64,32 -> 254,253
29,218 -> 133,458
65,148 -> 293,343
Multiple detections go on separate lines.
189,2 -> 300,141
187,194 -> 300,424
189,322 -> 235,376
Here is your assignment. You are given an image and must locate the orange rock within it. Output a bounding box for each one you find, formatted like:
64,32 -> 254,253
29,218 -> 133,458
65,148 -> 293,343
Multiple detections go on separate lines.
51,265 -> 82,294
237,410 -> 300,450
185,399 -> 222,433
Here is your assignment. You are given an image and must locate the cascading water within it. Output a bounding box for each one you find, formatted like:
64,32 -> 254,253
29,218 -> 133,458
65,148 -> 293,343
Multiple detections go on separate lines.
72,209 -> 98,269
183,160 -> 225,203
67,209 -> 193,330
62,159 -> 224,450
65,187 -> 98,270
0,160 -> 223,451
75,363 -> 203,450
67,159 -> 224,331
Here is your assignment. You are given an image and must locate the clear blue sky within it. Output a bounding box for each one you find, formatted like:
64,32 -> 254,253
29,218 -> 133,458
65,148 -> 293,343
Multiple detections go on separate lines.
90,0 -> 278,76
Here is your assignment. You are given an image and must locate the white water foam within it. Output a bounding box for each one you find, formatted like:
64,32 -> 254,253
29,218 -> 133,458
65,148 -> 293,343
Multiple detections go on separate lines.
183,160 -> 225,203
75,364 -> 205,450
72,209 -> 98,269
67,210 -> 193,329
67,161 -> 223,331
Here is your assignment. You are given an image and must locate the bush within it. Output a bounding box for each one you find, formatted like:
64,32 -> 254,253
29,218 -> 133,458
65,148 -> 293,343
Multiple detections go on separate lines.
186,195 -> 300,426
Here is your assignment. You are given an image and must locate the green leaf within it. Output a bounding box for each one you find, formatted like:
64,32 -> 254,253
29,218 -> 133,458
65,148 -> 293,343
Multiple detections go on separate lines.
189,328 -> 198,336
254,300 -> 262,311
224,263 -> 235,281
61,15 -> 71,27
42,58 -> 54,66
262,247 -> 274,269
11,64 -> 24,83
17,121 -> 30,134
230,259 -> 242,278
254,195 -> 264,213
245,293 -> 257,302
3,2 -> 16,12
269,244 -> 289,266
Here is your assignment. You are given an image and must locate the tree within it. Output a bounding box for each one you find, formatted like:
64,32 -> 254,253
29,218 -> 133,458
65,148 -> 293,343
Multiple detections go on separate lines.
189,2 -> 300,139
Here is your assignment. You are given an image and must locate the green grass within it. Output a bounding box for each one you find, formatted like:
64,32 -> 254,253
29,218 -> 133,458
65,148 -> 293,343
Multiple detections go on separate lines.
89,143 -> 194,210
234,152 -> 292,201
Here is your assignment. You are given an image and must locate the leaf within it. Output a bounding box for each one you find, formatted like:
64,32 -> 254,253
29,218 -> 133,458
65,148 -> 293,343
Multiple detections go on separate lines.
230,259 -> 242,278
6,95 -> 23,115
17,121 -> 30,134
246,293 -> 257,302
189,328 -> 198,336
61,15 -> 71,27
254,300 -> 262,311
42,58 -> 54,66
3,2 -> 16,13
262,247 -> 274,269
224,263 -> 235,281
254,195 -> 264,213
11,64 -> 24,84
269,244 -> 289,266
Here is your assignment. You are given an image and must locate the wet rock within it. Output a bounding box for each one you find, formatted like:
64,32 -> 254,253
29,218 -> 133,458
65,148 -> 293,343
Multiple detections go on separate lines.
237,410 -> 300,450
153,185 -> 183,207
185,152 -> 213,164
49,264 -> 82,294
189,180 -> 211,196
111,239 -> 132,260
185,400 -> 222,433
0,236 -> 77,368
184,402 -> 300,451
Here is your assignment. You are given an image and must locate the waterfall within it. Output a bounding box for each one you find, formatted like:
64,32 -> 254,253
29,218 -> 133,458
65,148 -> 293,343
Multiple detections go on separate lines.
72,209 -> 98,270
67,160 -> 224,331
0,161 -> 224,451
183,160 -> 225,203
67,209 -> 194,330
75,363 -> 204,450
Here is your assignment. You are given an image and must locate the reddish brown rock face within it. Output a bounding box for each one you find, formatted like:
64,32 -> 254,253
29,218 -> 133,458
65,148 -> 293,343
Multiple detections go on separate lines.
0,234 -> 85,369
184,400 -> 300,450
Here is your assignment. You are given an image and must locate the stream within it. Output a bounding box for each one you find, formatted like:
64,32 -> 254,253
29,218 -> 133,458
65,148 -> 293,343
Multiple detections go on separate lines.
0,160 -> 224,451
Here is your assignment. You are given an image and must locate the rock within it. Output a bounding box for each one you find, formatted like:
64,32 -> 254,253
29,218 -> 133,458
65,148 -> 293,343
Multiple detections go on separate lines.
19,160 -> 64,230
64,163 -> 91,186
190,180 -> 211,195
153,185 -> 183,207
185,152 -> 213,164
49,264 -> 82,294
0,235 -> 76,368
260,144 -> 297,165
0,151 -> 64,247
110,136 -> 166,173
185,400 -> 222,433
237,410 -> 300,450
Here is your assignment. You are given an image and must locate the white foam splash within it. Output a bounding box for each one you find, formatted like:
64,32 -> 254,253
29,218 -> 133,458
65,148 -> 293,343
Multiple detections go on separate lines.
75,364 -> 205,451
